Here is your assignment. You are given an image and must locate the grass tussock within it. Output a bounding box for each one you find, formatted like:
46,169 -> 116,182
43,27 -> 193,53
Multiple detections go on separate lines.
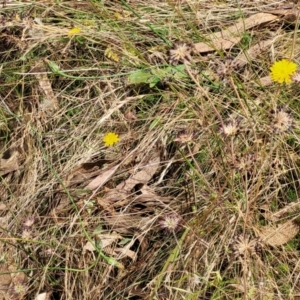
1,0 -> 300,299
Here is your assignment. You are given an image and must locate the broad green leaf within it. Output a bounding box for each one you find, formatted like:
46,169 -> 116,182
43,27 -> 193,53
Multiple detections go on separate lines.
128,65 -> 187,87
149,76 -> 160,87
128,69 -> 152,85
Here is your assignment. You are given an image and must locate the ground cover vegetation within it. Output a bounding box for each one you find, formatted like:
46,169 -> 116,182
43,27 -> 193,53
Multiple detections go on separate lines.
1,0 -> 300,299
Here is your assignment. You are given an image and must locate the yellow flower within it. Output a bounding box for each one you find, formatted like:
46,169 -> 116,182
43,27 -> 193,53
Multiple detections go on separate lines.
68,27 -> 81,37
270,59 -> 298,84
103,132 -> 119,147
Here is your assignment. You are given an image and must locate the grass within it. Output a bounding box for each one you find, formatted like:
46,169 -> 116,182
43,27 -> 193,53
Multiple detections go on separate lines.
1,0 -> 300,299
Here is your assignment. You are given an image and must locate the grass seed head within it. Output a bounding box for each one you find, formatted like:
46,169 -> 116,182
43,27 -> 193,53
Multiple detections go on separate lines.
234,153 -> 257,171
169,41 -> 192,65
158,213 -> 183,233
216,56 -> 237,78
22,229 -> 33,239
174,131 -> 195,145
220,119 -> 240,137
9,280 -> 27,299
230,234 -> 262,258
270,107 -> 293,134
22,217 -> 35,229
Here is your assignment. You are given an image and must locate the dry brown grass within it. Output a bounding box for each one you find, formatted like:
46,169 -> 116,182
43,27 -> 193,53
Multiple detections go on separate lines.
1,0 -> 300,299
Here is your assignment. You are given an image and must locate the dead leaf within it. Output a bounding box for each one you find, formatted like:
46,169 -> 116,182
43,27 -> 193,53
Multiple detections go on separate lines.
194,13 -> 278,53
257,220 -> 299,246
31,61 -> 58,114
0,203 -> 7,211
233,39 -> 274,68
262,6 -> 298,22
83,232 -> 122,253
103,213 -> 152,234
195,36 -> 241,53
101,235 -> 137,261
85,163 -> 120,190
103,148 -> 160,203
107,246 -> 137,261
263,6 -> 297,18
261,202 -> 300,222
0,264 -> 11,292
119,151 -> 160,192
35,292 -> 52,300
83,241 -> 96,253
97,233 -> 123,248
64,159 -> 112,187
112,184 -> 171,209
0,150 -> 20,176
100,189 -> 128,205
134,194 -> 171,207
49,193 -> 71,218
83,233 -> 137,260
124,110 -> 137,121
257,76 -> 272,87
11,271 -> 27,285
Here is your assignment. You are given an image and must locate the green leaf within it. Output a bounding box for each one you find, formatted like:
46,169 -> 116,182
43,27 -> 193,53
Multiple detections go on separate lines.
46,60 -> 61,74
128,65 -> 187,87
128,69 -> 153,85
93,224 -> 102,235
118,238 -> 132,246
148,76 -> 160,87
165,64 -> 187,79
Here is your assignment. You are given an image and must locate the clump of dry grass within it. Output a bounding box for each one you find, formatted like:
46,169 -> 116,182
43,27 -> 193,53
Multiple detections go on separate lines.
1,0 -> 300,299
